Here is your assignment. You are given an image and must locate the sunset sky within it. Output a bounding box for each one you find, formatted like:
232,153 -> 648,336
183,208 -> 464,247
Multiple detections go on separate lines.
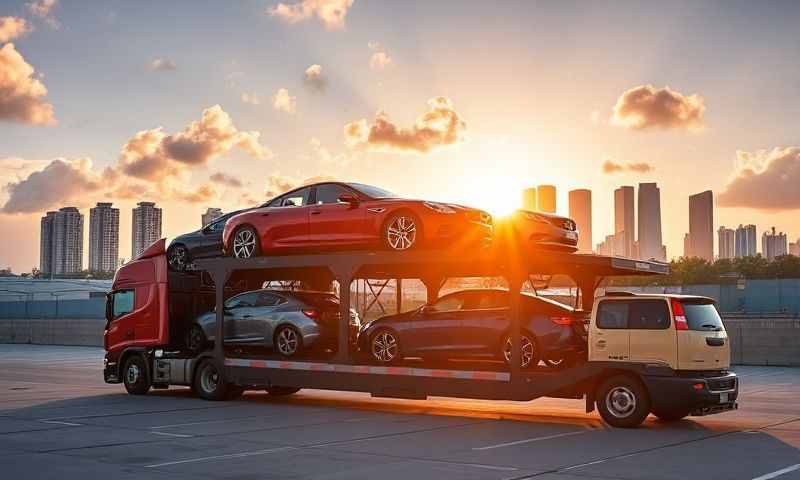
2,0 -> 800,272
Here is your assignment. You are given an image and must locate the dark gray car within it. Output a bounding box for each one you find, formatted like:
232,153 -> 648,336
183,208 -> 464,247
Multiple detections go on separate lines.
186,289 -> 360,357
167,209 -> 250,271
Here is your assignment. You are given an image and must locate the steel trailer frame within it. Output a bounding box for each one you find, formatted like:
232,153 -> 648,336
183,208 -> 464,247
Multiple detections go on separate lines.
194,249 -> 668,402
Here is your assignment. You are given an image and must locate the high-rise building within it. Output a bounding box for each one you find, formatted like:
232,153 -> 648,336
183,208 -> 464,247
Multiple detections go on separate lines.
89,202 -> 120,273
718,226 -> 735,259
789,239 -> 800,257
614,186 -> 635,257
637,183 -> 664,261
522,187 -> 537,211
536,185 -> 556,213
762,227 -> 788,259
132,202 -> 162,259
40,207 -> 84,276
688,190 -> 714,261
596,234 -> 616,256
735,224 -> 757,258
202,207 -> 223,227
568,189 -> 592,253
683,233 -> 691,258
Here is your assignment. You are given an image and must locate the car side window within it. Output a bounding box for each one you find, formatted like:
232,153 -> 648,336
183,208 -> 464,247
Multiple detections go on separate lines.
256,292 -> 284,307
225,292 -> 258,309
430,294 -> 466,312
628,300 -> 671,330
476,291 -> 507,310
112,290 -> 134,319
279,187 -> 311,207
596,301 -> 628,329
315,184 -> 352,205
206,218 -> 226,232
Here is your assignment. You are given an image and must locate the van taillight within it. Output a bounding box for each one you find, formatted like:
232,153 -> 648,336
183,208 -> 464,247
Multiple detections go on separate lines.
550,316 -> 572,326
302,309 -> 319,319
670,299 -> 689,330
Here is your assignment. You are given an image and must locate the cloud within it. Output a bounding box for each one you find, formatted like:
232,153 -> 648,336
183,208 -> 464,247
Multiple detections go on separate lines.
0,17 -> 32,43
0,43 -> 57,126
210,172 -> 243,188
368,41 -> 392,70
610,84 -> 704,131
602,159 -> 654,174
717,147 -> 800,211
1,158 -> 105,213
240,92 -> 260,105
268,0 -> 354,30
344,96 -> 466,153
172,183 -> 218,204
272,88 -> 296,114
264,173 -> 337,199
148,58 -> 176,71
27,0 -> 58,28
303,64 -> 326,91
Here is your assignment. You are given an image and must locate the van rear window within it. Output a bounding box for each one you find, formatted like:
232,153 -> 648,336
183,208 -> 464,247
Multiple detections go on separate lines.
681,302 -> 724,331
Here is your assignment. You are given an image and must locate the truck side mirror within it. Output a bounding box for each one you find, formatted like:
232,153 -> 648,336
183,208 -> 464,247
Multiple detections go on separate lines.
105,293 -> 114,325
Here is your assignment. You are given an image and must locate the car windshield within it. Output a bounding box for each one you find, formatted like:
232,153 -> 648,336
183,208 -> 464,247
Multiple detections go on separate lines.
347,183 -> 399,199
681,301 -> 725,331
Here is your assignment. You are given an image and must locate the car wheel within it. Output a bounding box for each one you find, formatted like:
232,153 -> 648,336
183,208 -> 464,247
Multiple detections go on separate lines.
194,359 -> 232,401
384,213 -> 419,251
653,408 -> 690,422
370,329 -> 401,364
596,375 -> 651,428
167,244 -> 190,271
274,325 -> 302,357
231,226 -> 260,259
267,386 -> 301,396
122,354 -> 150,395
502,332 -> 539,369
185,324 -> 207,353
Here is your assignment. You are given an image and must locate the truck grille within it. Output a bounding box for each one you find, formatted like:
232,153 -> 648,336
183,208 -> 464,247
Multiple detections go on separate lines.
707,377 -> 736,392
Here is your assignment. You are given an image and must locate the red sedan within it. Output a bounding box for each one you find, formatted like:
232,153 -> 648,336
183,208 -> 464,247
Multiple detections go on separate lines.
222,182 -> 492,258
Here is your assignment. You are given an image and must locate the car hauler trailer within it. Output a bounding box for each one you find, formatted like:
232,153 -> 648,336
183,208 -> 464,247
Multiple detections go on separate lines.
104,240 -> 738,428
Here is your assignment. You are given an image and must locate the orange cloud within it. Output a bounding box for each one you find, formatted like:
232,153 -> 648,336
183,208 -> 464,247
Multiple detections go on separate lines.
1,158 -> 104,213
210,172 -> 243,188
602,159 -> 654,174
27,0 -> 58,28
717,147 -> 800,211
344,96 -> 466,153
148,58 -> 176,71
303,64 -> 326,91
0,43 -> 56,126
268,0 -> 354,30
611,84 -> 704,131
272,88 -> 296,113
368,41 -> 392,70
0,16 -> 32,42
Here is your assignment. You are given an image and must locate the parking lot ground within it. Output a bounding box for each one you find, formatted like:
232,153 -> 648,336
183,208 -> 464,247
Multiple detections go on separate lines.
1,344 -> 799,480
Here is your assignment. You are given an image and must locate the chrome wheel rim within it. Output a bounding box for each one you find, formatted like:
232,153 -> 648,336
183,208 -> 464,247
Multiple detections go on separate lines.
386,216 -> 417,250
126,363 -> 140,384
277,328 -> 299,356
200,364 -> 219,394
606,386 -> 637,418
233,229 -> 257,258
169,246 -> 187,270
372,331 -> 398,362
503,335 -> 535,368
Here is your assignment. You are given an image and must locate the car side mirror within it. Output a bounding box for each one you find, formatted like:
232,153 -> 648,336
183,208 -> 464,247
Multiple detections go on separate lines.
338,194 -> 359,205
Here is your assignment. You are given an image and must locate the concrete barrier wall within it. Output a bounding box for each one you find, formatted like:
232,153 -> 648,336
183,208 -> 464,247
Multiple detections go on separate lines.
723,317 -> 800,367
0,318 -> 104,347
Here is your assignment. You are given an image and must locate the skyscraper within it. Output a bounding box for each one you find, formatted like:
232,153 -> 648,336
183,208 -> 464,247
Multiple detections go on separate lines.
683,233 -> 691,259
202,207 -> 223,227
762,227 -> 788,259
614,186 -> 635,257
40,207 -> 84,276
536,185 -> 556,213
637,183 -> 664,261
521,187 -> 537,211
734,224 -> 757,258
132,202 -> 162,259
688,190 -> 714,261
89,203 -> 120,273
790,239 -> 800,257
718,226 -> 735,259
568,189 -> 592,253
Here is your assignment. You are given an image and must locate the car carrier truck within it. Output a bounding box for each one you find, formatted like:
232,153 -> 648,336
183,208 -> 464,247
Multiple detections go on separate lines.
103,239 -> 738,428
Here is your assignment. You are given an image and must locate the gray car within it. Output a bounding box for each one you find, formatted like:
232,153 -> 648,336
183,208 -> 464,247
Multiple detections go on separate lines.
186,289 -> 360,357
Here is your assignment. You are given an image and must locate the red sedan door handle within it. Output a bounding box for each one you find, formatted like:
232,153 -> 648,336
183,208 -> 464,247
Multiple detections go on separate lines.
310,210 -> 322,215
261,212 -> 270,217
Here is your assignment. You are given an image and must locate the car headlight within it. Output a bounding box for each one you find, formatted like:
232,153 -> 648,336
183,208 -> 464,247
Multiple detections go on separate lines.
423,201 -> 456,214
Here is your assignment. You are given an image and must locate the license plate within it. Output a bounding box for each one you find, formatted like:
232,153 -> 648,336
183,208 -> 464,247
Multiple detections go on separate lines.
565,231 -> 578,240
719,392 -> 729,404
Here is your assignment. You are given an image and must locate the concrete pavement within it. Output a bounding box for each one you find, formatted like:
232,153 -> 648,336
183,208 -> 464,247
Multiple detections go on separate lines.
1,344 -> 799,479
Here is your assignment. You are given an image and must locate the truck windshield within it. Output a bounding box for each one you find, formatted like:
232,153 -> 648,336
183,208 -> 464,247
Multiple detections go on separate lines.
682,302 -> 724,331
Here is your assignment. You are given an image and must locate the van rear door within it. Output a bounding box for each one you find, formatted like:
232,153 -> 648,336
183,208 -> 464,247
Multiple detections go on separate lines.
675,299 -> 730,370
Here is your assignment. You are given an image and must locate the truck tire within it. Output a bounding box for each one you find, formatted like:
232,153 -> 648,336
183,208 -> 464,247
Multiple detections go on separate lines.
596,375 -> 651,428
653,408 -> 690,422
194,359 -> 232,401
267,386 -> 301,396
122,354 -> 151,395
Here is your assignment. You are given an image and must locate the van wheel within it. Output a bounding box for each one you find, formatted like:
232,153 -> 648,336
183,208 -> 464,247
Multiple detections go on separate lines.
194,359 -> 231,401
596,375 -> 651,428
653,408 -> 689,422
123,354 -> 150,395
267,386 -> 301,396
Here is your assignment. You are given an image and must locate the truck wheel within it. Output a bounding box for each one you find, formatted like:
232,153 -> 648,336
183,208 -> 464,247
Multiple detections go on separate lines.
267,386 -> 301,396
194,359 -> 231,401
653,408 -> 690,422
122,354 -> 151,395
596,375 -> 651,428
